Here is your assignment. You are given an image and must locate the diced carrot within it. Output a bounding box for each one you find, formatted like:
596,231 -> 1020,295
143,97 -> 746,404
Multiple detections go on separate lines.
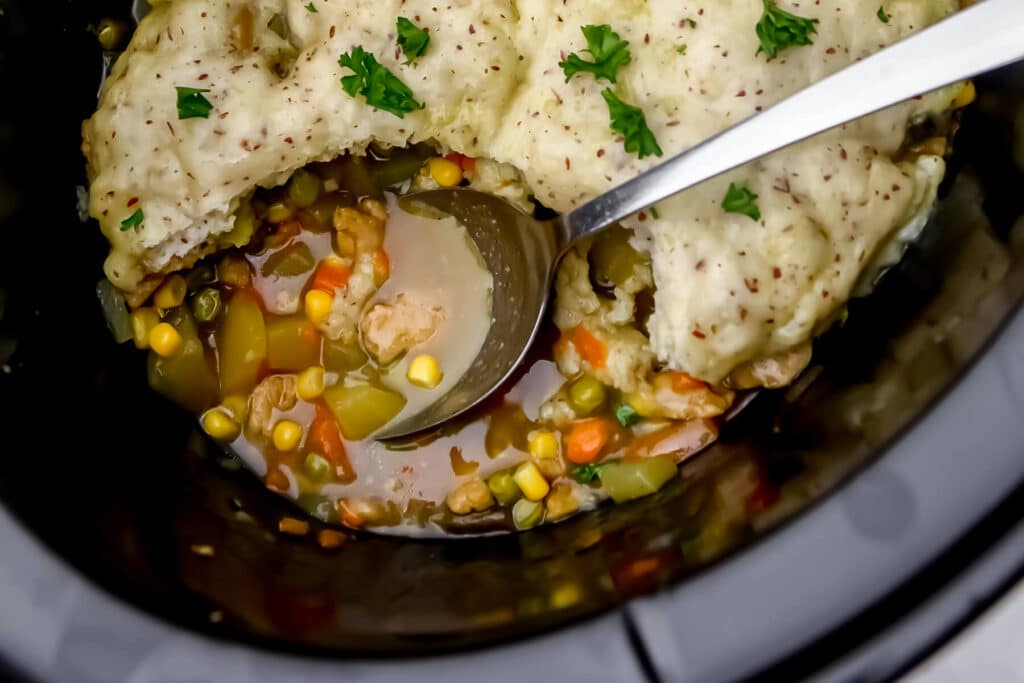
311,259 -> 351,293
566,418 -> 612,464
446,151 -> 476,173
372,249 -> 390,286
265,468 -> 290,493
670,371 -> 707,392
572,327 -> 607,370
308,402 -> 355,483
336,499 -> 364,528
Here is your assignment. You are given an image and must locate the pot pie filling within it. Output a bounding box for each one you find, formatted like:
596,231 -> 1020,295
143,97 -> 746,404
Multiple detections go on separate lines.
84,0 -> 970,534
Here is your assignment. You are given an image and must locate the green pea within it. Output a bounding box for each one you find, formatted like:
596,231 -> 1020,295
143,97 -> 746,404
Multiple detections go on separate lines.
569,375 -> 606,415
512,499 -> 544,530
487,470 -> 521,506
288,169 -> 322,208
191,288 -> 223,323
304,452 -> 332,482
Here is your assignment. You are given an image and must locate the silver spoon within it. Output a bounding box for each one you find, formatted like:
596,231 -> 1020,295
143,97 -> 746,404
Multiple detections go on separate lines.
377,0 -> 1024,439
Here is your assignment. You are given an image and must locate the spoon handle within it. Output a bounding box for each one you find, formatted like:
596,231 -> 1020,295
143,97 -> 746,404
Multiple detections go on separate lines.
562,0 -> 1024,242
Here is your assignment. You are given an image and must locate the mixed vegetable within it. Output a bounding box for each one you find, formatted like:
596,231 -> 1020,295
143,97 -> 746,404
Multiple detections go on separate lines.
100,144 -> 731,535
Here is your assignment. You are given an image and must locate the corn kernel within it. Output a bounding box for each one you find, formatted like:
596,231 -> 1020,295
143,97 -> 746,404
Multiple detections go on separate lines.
130,307 -> 160,349
221,394 -> 249,421
201,408 -> 241,441
153,274 -> 187,309
148,322 -> 182,357
266,202 -> 294,223
529,431 -> 559,459
513,461 -> 550,501
297,366 -> 326,400
304,289 -> 333,326
272,420 -> 302,451
428,157 -> 463,187
952,81 -> 976,109
407,355 -> 443,389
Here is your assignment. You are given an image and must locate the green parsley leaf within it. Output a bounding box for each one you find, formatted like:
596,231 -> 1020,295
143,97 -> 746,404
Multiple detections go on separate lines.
649,205 -> 660,220
675,43 -> 688,55
339,46 -> 424,118
175,87 -> 213,120
396,17 -> 430,63
304,2 -> 317,12
684,18 -> 698,28
571,463 -> 607,485
120,208 -> 144,232
601,88 -> 663,159
614,403 -> 641,427
755,0 -> 818,60
877,6 -> 890,23
722,182 -> 761,221
559,24 -> 632,84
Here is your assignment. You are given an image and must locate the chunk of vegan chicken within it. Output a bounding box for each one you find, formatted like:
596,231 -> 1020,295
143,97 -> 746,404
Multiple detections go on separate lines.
360,294 -> 445,364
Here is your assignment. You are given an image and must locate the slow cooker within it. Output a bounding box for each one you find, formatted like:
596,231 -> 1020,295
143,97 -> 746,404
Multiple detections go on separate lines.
2,1 -> 1023,681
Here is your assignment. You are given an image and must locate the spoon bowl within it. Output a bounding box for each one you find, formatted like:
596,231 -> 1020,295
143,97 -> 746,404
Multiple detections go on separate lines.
374,190 -> 561,438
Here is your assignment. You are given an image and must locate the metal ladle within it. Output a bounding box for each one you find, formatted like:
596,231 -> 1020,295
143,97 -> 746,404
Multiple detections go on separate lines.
377,0 -> 1024,439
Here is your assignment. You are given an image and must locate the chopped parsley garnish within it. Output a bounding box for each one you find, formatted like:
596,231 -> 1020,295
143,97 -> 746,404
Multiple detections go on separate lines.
614,403 -> 641,427
877,6 -> 890,23
602,88 -> 663,159
120,208 -> 144,232
339,46 -> 424,118
396,17 -> 430,63
683,18 -> 698,29
175,87 -> 213,120
559,24 -> 632,84
755,0 -> 819,60
304,2 -> 317,12
571,463 -> 608,484
675,44 -> 688,55
722,182 -> 761,221
649,205 -> 660,220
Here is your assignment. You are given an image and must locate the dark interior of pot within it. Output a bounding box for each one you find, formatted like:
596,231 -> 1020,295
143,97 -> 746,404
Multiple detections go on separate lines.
1,0 -> 1023,657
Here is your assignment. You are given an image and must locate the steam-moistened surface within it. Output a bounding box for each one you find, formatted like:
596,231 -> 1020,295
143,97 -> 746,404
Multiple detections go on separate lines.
84,0 -> 959,380
84,0 -> 968,534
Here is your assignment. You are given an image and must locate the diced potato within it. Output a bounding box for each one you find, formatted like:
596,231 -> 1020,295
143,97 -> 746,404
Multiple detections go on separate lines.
147,308 -> 218,412
599,456 -> 677,503
216,292 -> 267,396
322,383 -> 406,440
266,315 -> 321,371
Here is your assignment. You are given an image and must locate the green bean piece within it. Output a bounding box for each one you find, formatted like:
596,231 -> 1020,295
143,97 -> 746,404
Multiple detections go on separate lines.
569,375 -> 606,415
588,225 -> 648,288
487,470 -> 521,505
323,338 -> 368,373
191,288 -> 223,323
287,169 -> 322,208
512,499 -> 544,530
260,242 -> 315,278
303,452 -> 332,482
